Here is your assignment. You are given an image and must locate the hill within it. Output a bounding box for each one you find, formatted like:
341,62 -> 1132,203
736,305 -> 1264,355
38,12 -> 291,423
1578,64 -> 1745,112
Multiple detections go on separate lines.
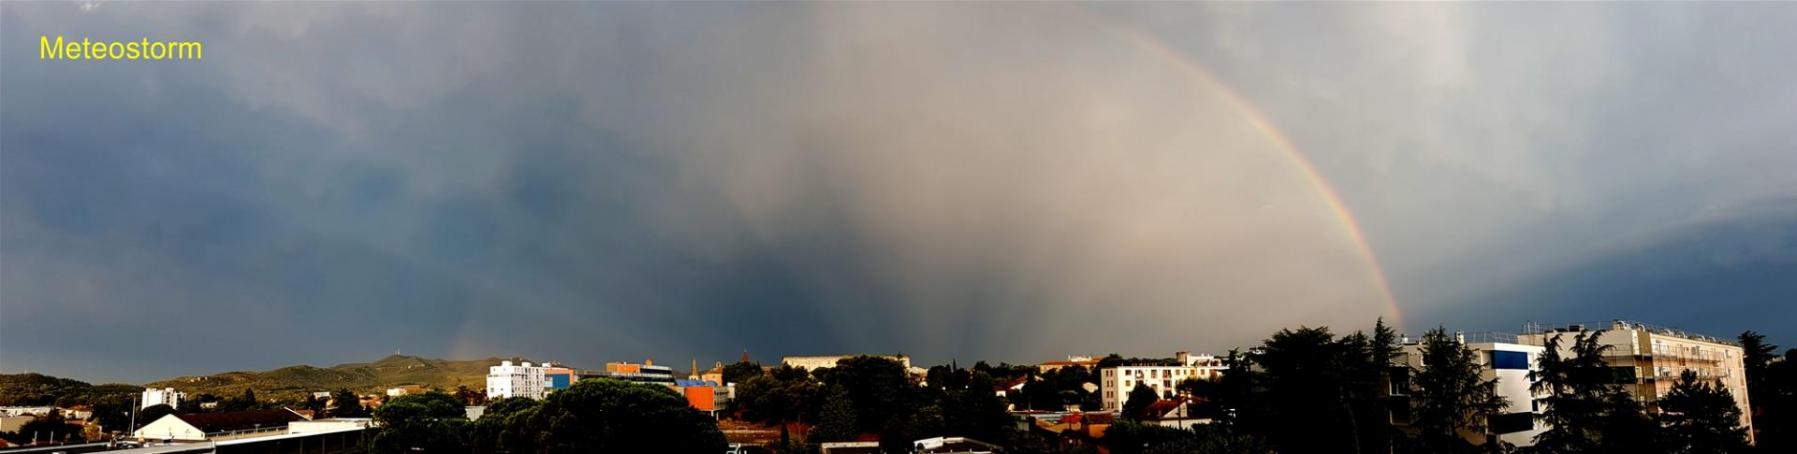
0,373 -> 141,406
141,354 -> 514,401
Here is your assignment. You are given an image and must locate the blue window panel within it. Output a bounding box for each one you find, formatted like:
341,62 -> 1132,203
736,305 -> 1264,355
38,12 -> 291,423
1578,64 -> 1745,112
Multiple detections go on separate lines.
1492,351 -> 1529,370
548,374 -> 571,389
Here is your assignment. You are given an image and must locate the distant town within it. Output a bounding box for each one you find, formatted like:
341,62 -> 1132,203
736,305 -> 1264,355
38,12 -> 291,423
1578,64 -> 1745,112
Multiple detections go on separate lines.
1,318 -> 1790,453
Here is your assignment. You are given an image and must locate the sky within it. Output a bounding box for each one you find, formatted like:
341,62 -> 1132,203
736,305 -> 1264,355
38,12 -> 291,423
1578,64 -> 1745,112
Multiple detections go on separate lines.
2,2 -> 1793,384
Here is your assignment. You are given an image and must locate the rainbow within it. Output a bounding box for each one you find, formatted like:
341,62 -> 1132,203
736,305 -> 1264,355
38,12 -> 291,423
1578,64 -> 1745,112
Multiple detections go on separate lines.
1094,19 -> 1406,331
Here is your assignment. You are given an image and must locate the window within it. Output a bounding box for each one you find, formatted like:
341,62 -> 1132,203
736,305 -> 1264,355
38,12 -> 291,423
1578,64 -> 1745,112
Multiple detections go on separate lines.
1491,351 -> 1529,370
1491,412 -> 1534,434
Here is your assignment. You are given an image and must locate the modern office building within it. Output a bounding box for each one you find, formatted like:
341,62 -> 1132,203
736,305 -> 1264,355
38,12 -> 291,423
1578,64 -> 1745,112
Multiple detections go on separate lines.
1519,320 -> 1753,442
599,359 -> 678,385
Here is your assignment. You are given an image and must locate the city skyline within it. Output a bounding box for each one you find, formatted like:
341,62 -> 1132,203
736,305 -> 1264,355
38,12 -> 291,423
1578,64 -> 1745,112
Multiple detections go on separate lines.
4,2 -> 1795,384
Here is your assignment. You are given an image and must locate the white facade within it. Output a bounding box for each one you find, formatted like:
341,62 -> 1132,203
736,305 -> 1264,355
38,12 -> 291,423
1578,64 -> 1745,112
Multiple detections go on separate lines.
134,414 -> 208,441
1395,338 -> 1547,447
143,387 -> 185,409
288,418 -> 372,434
782,354 -> 911,371
486,361 -> 549,400
1099,352 -> 1228,411
1520,320 -> 1753,442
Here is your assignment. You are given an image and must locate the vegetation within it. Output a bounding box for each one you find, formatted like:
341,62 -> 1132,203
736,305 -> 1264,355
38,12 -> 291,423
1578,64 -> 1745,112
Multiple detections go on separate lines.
141,354 -> 502,401
735,355 -> 1025,453
1408,328 -> 1506,453
0,410 -> 85,445
1659,370 -> 1750,453
370,379 -> 723,453
1103,421 -> 1272,454
372,392 -> 471,452
1121,382 -> 1161,420
1740,331 -> 1795,452
0,373 -> 141,407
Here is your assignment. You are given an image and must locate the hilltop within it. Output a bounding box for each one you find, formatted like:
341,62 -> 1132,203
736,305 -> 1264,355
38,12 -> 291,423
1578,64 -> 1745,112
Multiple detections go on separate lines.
140,354 -> 512,401
0,373 -> 142,406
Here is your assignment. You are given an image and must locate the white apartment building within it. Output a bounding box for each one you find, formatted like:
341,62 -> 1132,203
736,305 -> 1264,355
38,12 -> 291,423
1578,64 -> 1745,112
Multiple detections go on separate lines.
1393,333 -> 1547,447
143,387 -> 185,409
1099,351 -> 1228,411
1519,320 -> 1754,443
486,361 -> 550,400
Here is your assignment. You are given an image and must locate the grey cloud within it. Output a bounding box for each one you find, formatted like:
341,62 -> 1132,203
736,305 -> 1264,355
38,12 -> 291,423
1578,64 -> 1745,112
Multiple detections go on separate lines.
3,2 -> 1794,382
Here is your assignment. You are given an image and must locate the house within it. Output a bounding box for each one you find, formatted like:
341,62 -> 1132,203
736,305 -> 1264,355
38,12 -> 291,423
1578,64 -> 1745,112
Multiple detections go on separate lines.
133,409 -> 305,441
994,376 -> 1030,399
385,385 -> 427,397
1141,396 -> 1213,428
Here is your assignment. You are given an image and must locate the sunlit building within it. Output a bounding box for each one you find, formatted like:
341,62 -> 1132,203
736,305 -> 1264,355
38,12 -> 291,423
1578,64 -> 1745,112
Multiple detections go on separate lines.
486,361 -> 549,400
1391,332 -> 1547,447
1098,351 -> 1227,411
782,354 -> 911,371
143,387 -> 185,409
1519,320 -> 1753,443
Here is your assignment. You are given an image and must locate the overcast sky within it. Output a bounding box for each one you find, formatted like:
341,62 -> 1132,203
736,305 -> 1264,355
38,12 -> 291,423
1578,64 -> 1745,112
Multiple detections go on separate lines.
3,2 -> 1793,383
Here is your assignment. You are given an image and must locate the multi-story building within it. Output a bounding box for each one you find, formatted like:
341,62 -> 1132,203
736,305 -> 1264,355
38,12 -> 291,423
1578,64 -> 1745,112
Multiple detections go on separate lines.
1098,351 -> 1228,411
781,354 -> 911,371
487,361 -> 550,400
598,359 -> 678,385
143,387 -> 185,409
1519,320 -> 1753,442
1038,355 -> 1100,373
1392,332 -> 1546,447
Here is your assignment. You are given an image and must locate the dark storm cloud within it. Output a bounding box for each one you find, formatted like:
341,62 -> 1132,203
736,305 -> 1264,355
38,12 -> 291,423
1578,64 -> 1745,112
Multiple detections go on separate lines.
3,2 -> 1794,382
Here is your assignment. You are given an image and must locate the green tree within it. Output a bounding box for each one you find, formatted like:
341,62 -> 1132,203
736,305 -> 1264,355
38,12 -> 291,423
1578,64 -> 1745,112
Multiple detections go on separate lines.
1408,328 -> 1507,453
814,356 -> 915,436
1104,421 -> 1273,454
1660,370 -> 1749,454
1592,390 -> 1659,452
520,378 -> 725,452
1020,378 -> 1061,411
220,388 -> 260,411
736,372 -> 820,448
809,385 -> 859,443
1739,332 -> 1776,403
1251,326 -> 1359,453
138,404 -> 176,425
1529,331 -> 1612,452
724,360 -> 765,385
1122,382 -> 1161,421
1751,348 -> 1797,452
330,388 -> 368,418
5,410 -> 85,445
471,397 -> 542,453
372,392 -> 470,453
